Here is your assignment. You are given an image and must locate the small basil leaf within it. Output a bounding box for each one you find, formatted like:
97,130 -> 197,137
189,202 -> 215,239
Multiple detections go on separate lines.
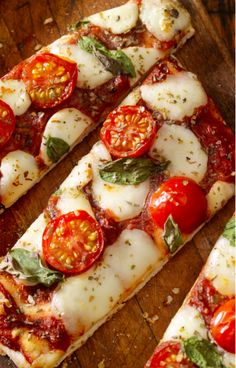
99,158 -> 169,185
223,217 -> 235,247
111,50 -> 136,78
78,36 -> 136,77
93,48 -> 125,75
46,136 -> 70,163
68,20 -> 90,32
79,36 -> 108,55
9,249 -> 63,287
163,214 -> 183,253
183,336 -> 224,368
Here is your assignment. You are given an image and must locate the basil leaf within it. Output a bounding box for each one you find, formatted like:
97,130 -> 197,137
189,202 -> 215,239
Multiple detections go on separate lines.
93,48 -> 125,75
68,20 -> 90,32
183,337 -> 224,368
79,36 -> 107,54
99,158 -> 169,185
78,36 -> 136,77
223,217 -> 235,247
163,214 -> 183,253
46,136 -> 70,163
9,249 -> 63,287
112,50 -> 136,78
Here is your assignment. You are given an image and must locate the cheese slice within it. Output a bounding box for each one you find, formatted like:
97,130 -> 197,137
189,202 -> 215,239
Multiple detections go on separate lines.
104,229 -> 163,288
52,262 -> 124,335
56,190 -> 94,219
49,43 -> 113,89
163,304 -> 208,341
0,79 -> 31,116
0,150 -> 39,207
120,87 -> 141,106
91,143 -> 150,221
140,0 -> 192,42
207,181 -> 235,216
149,123 -> 208,183
204,235 -> 235,296
122,47 -> 164,85
88,1 -> 139,34
60,154 -> 93,191
40,108 -> 93,166
140,71 -> 208,121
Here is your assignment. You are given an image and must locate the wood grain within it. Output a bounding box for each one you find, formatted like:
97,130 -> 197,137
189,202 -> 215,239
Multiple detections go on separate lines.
0,1 -> 234,367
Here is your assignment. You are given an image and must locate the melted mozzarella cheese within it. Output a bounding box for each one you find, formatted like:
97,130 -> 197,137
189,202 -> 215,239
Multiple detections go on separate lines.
222,352 -> 235,368
49,42 -> 113,89
204,235 -> 235,296
91,143 -> 150,221
52,262 -> 124,335
15,214 -> 47,253
56,189 -> 94,219
122,47 -> 164,85
140,71 -> 208,121
163,305 -> 208,341
149,123 -> 208,183
40,108 -> 93,166
92,172 -> 150,221
92,165 -> 149,221
120,87 -> 141,106
60,153 -> 93,191
140,0 -> 191,42
104,229 -> 163,288
0,79 -> 31,116
88,1 -> 139,34
0,150 -> 39,208
207,181 -> 235,216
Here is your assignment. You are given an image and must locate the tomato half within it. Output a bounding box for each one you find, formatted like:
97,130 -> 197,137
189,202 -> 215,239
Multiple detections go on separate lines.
210,298 -> 235,354
149,177 -> 207,234
0,100 -> 16,148
100,105 -> 157,158
42,210 -> 104,274
145,341 -> 195,368
22,53 -> 77,109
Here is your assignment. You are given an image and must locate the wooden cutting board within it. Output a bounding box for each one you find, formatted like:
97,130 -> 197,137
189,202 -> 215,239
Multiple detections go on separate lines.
0,1 -> 234,367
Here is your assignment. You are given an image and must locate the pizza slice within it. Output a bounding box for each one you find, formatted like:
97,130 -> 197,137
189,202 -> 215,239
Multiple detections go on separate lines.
0,57 -> 234,368
145,216 -> 235,368
0,0 -> 194,212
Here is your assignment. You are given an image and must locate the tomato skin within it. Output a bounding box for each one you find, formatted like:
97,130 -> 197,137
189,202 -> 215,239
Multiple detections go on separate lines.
22,53 -> 77,109
100,105 -> 157,158
42,210 -> 104,275
0,100 -> 16,148
210,298 -> 235,354
149,177 -> 208,234
145,341 -> 195,368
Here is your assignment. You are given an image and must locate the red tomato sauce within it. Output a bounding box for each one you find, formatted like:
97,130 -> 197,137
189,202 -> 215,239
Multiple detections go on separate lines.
190,98 -> 235,191
0,279 -> 70,356
188,275 -> 230,326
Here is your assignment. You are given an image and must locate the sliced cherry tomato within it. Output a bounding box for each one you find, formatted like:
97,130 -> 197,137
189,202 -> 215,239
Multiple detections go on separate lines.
22,53 -> 77,109
42,210 -> 104,275
210,298 -> 235,354
0,100 -> 16,148
145,341 -> 196,368
149,177 -> 207,234
100,105 -> 157,158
